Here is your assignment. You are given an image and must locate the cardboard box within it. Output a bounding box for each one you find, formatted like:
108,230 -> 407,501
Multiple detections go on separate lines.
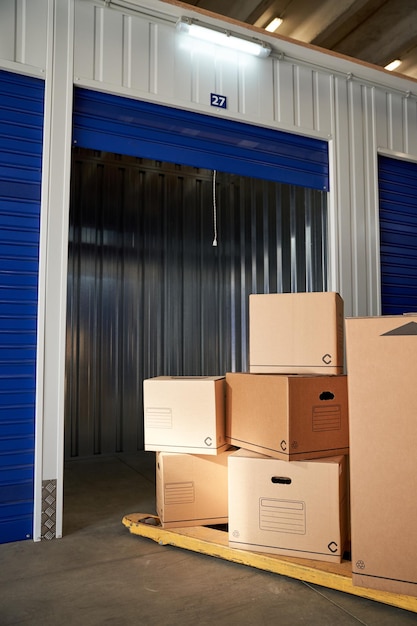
156,449 -> 234,528
249,292 -> 344,374
346,315 -> 417,597
228,449 -> 348,563
143,376 -> 228,455
226,373 -> 349,461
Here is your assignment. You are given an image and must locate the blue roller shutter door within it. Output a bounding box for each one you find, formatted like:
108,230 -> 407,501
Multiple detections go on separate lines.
379,155 -> 417,314
0,70 -> 43,543
73,89 -> 329,192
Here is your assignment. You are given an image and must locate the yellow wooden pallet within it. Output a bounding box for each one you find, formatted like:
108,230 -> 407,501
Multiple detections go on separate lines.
122,513 -> 417,614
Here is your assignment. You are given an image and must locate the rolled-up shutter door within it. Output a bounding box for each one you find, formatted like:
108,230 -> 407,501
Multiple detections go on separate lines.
0,69 -> 43,543
73,88 -> 329,192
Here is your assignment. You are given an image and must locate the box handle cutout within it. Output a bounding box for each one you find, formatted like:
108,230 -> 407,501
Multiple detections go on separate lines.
271,476 -> 292,485
319,391 -> 334,401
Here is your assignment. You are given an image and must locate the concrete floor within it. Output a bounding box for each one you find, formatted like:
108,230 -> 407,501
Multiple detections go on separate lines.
0,452 -> 416,626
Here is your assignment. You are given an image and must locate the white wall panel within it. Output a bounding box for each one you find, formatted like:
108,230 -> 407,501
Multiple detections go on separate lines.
214,59 -> 239,113
404,98 -> 417,155
184,46 -> 217,105
374,89 -> 390,150
313,71 -> 333,135
94,7 -> 124,84
124,16 -> 151,91
238,56 -> 274,120
0,0 -> 48,71
74,0 -> 95,81
24,0 -> 49,68
71,3 -> 291,126
361,85 -> 381,316
273,62 -> 296,127
294,65 -> 315,129
0,2 -> 16,61
346,81 -> 370,316
150,22 -> 177,96
331,76 -> 354,310
373,88 -> 416,151
386,93 -> 405,152
272,63 -> 333,135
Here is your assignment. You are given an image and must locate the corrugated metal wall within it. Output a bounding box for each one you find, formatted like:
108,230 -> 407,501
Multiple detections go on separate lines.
65,148 -> 327,457
73,2 -> 334,135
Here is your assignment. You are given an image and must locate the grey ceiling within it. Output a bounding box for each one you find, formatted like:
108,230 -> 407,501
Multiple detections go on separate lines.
179,0 -> 417,80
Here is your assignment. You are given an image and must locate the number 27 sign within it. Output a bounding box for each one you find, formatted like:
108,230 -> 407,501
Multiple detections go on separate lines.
210,93 -> 227,109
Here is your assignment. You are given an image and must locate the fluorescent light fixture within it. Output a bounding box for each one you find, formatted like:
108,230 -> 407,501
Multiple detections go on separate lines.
265,17 -> 283,32
384,59 -> 402,71
176,18 -> 272,58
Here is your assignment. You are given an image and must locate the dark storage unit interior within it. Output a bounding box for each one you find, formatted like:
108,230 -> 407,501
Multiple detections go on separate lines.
65,148 -> 328,458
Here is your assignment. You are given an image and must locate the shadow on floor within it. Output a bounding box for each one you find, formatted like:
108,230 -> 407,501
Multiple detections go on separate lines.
0,452 -> 416,626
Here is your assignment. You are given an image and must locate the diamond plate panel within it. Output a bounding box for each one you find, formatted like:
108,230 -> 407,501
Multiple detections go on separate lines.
41,480 -> 57,540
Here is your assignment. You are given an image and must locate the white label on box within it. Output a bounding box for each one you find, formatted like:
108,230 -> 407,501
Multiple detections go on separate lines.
145,407 -> 173,428
259,498 -> 306,534
312,405 -> 341,431
164,482 -> 195,504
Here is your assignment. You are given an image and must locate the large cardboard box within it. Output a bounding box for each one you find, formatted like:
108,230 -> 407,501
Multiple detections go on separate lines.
156,449 -> 234,528
228,449 -> 348,563
249,292 -> 344,374
346,315 -> 417,597
143,376 -> 228,455
226,373 -> 349,461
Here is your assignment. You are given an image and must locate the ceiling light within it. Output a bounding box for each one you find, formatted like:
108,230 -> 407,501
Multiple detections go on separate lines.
265,17 -> 283,33
384,59 -> 402,71
176,18 -> 272,58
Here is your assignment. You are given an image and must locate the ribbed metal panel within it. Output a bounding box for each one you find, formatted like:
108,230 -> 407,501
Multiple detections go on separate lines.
0,69 -> 43,542
0,0 -> 48,70
65,149 -> 327,458
379,155 -> 417,314
73,1 -> 334,136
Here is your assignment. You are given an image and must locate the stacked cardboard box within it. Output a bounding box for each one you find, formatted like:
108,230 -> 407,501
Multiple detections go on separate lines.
248,292 -> 344,375
143,375 -> 233,528
155,449 -> 233,529
345,315 -> 417,596
143,376 -> 228,455
143,292 -> 349,563
226,292 -> 349,564
228,449 -> 348,563
141,299 -> 417,596
225,372 -> 349,461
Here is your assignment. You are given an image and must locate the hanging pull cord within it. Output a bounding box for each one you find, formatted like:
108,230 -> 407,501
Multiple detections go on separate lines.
212,169 -> 218,247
